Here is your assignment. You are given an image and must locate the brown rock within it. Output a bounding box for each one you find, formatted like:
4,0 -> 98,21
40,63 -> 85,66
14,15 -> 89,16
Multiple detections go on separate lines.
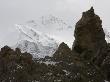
72,7 -> 107,66
53,42 -> 73,62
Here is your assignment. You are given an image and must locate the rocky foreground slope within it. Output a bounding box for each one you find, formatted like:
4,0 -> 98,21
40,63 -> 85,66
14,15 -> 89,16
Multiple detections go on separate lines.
0,7 -> 110,82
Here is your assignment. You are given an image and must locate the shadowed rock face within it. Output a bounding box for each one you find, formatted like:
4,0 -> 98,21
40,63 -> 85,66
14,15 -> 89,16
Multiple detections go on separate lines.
72,7 -> 107,65
102,43 -> 110,81
52,42 -> 105,82
53,42 -> 73,62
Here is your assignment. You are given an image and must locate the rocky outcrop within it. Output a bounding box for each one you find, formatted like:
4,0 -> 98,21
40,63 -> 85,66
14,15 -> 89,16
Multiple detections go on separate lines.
52,7 -> 109,82
53,42 -> 73,62
51,42 -> 105,82
72,7 -> 107,66
101,43 -> 110,81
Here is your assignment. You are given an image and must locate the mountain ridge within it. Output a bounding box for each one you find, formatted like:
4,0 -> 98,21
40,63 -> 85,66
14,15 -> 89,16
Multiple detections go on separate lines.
15,24 -> 59,58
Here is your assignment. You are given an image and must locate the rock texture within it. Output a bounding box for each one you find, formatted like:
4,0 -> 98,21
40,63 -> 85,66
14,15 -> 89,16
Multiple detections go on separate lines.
101,43 -> 110,81
53,42 -> 73,62
72,7 -> 107,66
51,42 -> 105,82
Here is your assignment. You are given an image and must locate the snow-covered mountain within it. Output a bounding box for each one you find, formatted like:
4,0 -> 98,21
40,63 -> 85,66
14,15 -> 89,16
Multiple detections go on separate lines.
15,24 -> 58,58
23,15 -> 74,47
14,15 -> 74,58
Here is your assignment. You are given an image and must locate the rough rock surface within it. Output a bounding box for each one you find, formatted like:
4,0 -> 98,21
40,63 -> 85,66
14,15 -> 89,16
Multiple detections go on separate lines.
72,7 -> 107,66
101,43 -> 110,81
52,42 -> 105,82
53,42 -> 73,62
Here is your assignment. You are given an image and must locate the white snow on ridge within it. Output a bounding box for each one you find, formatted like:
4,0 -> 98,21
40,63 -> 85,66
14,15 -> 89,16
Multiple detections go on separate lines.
14,15 -> 75,58
14,15 -> 74,58
15,24 -> 59,58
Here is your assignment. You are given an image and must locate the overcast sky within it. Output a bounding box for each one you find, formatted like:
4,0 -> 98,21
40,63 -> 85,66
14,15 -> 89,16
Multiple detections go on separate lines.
0,0 -> 110,47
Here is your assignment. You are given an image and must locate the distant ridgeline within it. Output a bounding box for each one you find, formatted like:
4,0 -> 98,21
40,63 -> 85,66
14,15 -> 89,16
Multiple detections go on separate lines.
0,7 -> 110,82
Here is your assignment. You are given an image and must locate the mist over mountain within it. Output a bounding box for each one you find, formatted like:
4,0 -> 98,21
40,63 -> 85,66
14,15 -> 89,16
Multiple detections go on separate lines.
17,15 -> 74,47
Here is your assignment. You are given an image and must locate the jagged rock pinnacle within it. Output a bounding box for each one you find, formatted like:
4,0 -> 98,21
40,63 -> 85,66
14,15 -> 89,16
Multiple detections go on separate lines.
82,6 -> 95,19
90,6 -> 94,11
89,7 -> 94,12
72,7 -> 107,66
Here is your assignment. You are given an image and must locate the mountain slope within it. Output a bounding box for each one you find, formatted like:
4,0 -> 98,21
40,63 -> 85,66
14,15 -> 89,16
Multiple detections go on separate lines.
15,24 -> 58,58
14,15 -> 73,58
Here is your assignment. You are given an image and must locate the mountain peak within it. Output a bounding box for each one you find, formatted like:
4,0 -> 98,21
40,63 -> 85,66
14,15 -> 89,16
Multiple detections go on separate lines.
89,6 -> 94,13
53,42 -> 72,62
59,42 -> 69,48
88,6 -> 94,15
82,7 -> 95,18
